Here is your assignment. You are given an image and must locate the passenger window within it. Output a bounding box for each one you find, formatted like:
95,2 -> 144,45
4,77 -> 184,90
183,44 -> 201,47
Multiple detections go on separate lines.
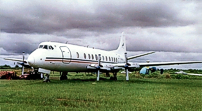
106,56 -> 108,61
102,56 -> 104,61
92,54 -> 94,60
39,45 -> 43,49
88,54 -> 91,59
95,54 -> 98,60
43,45 -> 48,49
109,57 -> 111,61
84,53 -> 86,59
77,52 -> 79,58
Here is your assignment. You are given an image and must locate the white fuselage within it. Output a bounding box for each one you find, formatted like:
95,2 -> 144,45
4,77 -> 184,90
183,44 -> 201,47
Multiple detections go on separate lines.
27,42 -> 125,72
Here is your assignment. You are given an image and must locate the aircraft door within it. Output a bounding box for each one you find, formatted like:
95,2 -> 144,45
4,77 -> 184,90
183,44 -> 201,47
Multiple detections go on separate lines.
60,46 -> 71,64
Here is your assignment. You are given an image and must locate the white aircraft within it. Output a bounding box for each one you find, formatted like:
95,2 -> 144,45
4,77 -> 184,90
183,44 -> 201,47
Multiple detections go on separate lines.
175,71 -> 202,76
175,71 -> 187,74
4,33 -> 202,81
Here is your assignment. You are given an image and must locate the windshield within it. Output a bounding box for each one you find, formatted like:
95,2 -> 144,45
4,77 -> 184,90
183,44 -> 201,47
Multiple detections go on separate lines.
38,45 -> 54,50
39,45 -> 43,48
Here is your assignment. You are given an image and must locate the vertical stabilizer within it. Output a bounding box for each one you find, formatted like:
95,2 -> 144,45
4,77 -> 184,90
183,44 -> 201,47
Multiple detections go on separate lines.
116,32 -> 126,53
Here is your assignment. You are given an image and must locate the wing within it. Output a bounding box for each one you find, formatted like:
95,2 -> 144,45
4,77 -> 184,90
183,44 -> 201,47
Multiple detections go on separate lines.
187,73 -> 202,76
139,61 -> 202,67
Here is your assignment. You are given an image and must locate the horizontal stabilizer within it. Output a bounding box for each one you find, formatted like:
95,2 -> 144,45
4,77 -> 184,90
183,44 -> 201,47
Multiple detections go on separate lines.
127,51 -> 155,60
139,61 -> 202,67
4,58 -> 27,63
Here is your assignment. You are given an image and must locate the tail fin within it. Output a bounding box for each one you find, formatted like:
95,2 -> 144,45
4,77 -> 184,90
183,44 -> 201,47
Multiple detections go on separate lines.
115,32 -> 126,53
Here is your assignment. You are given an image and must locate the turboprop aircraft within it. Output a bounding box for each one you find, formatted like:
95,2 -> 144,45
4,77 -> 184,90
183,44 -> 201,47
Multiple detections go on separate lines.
4,33 -> 202,81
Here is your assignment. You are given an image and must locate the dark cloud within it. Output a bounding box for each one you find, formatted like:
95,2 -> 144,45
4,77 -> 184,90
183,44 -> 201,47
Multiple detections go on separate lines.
0,0 -> 196,35
0,0 -> 202,69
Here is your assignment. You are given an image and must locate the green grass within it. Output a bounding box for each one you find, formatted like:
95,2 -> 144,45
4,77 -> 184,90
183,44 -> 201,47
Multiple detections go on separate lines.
0,73 -> 202,111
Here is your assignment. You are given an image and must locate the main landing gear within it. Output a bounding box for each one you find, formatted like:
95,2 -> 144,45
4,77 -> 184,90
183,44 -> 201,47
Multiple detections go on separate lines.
60,72 -> 68,80
110,72 -> 117,80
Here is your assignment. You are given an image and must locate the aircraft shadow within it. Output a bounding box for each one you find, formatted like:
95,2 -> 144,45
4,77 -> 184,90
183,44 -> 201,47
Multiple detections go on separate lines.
24,77 -> 202,88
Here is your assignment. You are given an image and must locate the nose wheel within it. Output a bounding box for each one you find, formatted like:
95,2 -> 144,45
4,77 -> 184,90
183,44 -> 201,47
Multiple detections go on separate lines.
43,74 -> 50,82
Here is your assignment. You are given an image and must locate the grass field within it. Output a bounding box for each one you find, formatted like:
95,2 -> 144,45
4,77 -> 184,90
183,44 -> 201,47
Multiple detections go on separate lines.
0,72 -> 202,111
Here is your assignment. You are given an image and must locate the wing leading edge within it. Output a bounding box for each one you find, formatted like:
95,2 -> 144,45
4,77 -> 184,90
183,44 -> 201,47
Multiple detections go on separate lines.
139,61 -> 202,67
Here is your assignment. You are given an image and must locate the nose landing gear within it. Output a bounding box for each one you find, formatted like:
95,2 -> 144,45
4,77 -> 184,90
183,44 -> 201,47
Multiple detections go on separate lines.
43,74 -> 50,82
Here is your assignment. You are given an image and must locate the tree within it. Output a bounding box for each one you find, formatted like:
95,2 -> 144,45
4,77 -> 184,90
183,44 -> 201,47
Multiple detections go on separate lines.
15,65 -> 20,69
0,65 -> 11,69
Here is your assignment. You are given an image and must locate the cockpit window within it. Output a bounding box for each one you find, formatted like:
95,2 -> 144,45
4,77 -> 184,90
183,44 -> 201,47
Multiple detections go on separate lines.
39,45 -> 54,50
49,46 -> 54,50
43,45 -> 48,49
39,45 -> 43,49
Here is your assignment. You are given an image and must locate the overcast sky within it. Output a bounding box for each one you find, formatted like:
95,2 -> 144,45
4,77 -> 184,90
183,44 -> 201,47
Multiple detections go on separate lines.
0,0 -> 202,69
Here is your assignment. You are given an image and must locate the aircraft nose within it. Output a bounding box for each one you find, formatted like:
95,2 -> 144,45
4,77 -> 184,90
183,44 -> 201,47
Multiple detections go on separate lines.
27,55 -> 35,66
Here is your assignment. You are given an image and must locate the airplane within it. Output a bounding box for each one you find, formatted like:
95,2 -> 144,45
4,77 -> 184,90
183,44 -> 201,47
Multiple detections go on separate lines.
175,71 -> 202,76
4,32 -> 202,81
175,71 -> 187,74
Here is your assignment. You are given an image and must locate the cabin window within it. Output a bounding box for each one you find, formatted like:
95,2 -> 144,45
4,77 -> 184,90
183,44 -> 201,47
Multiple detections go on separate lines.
106,56 -> 108,61
102,56 -> 104,61
39,45 -> 43,49
49,46 -> 54,50
114,58 -> 115,62
84,53 -> 86,59
111,57 -> 113,62
116,58 -> 118,62
88,54 -> 91,59
95,54 -> 98,60
43,45 -> 48,49
76,52 -> 79,58
92,54 -> 94,60
109,57 -> 111,61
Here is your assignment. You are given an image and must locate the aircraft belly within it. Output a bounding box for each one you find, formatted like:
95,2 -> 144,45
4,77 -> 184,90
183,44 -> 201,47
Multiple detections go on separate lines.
43,62 -> 89,72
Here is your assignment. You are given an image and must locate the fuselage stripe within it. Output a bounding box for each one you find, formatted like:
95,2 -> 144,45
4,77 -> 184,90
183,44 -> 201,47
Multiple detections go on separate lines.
45,57 -> 117,64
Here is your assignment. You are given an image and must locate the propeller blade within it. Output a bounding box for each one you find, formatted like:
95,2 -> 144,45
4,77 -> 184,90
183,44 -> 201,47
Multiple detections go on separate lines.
97,69 -> 100,81
125,53 -> 128,63
96,54 -> 101,81
22,65 -> 24,75
126,68 -> 129,81
124,52 -> 129,81
22,51 -> 25,75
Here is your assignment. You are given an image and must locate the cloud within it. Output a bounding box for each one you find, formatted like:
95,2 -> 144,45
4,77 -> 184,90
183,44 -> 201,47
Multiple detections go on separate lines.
0,0 -> 202,68
0,0 -> 198,35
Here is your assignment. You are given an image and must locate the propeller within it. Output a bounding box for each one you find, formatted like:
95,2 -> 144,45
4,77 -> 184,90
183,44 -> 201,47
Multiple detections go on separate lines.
124,53 -> 129,81
21,52 -> 25,75
96,54 -> 102,81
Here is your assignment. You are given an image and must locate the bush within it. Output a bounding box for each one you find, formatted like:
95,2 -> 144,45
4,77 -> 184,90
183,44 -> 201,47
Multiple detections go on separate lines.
133,73 -> 143,78
148,72 -> 160,78
164,74 -> 171,79
182,75 -> 189,79
175,74 -> 183,79
174,74 -> 190,79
